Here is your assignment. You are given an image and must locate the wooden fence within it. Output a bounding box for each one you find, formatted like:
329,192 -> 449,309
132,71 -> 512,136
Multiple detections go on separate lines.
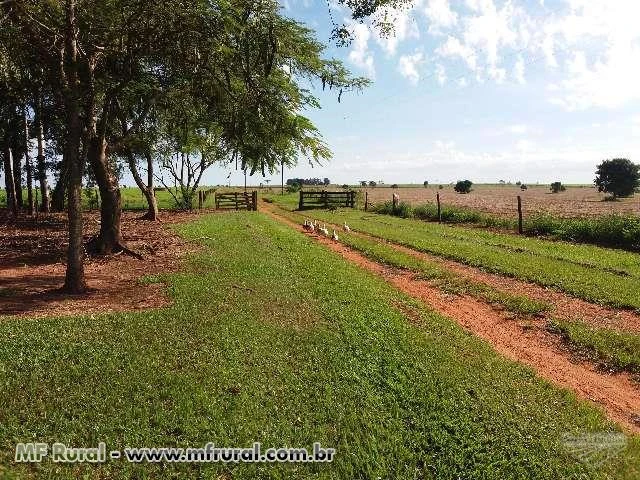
215,191 -> 258,211
298,190 -> 356,210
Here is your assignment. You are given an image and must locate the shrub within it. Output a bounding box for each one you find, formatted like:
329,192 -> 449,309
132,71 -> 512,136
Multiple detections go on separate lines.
341,184 -> 350,190
372,201 -> 412,218
454,180 -> 473,194
423,181 -> 429,187
520,184 -> 528,190
391,184 -> 399,189
595,158 -> 640,199
438,185 -> 444,190
369,181 -> 377,187
550,182 -> 566,193
286,182 -> 301,193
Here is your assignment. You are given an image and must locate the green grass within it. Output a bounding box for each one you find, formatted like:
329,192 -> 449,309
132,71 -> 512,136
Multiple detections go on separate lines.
550,320 -> 640,374
277,207 -> 548,317
0,212 -> 638,478
270,195 -> 640,310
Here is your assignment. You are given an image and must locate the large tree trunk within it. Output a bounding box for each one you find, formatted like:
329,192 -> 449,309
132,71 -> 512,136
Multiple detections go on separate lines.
35,93 -> 50,213
62,0 -> 87,294
88,136 -> 124,254
24,109 -> 34,215
2,142 -> 18,216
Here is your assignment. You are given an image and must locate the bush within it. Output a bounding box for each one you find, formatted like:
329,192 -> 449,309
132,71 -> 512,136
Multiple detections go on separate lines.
372,201 -> 413,218
286,182 -> 301,193
454,180 -> 473,194
438,185 -> 444,190
520,184 -> 528,190
391,184 -> 399,189
550,182 -> 566,193
341,184 -> 350,190
423,181 -> 429,187
369,181 -> 377,187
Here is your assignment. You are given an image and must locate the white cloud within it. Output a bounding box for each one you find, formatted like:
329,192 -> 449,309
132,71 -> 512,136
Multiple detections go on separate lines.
435,63 -> 447,85
346,22 -> 375,77
507,124 -> 528,135
524,0 -> 640,109
513,56 -> 525,84
436,36 -> 477,70
397,50 -> 426,85
461,0 -> 519,68
423,0 -> 458,34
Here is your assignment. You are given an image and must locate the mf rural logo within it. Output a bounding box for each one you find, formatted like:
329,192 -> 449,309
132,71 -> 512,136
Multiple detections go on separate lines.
561,432 -> 627,466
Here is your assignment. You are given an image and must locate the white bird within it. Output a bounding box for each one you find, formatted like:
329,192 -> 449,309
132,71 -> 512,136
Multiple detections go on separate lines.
320,223 -> 329,236
302,219 -> 310,230
309,221 -> 315,233
331,229 -> 339,241
343,222 -> 350,232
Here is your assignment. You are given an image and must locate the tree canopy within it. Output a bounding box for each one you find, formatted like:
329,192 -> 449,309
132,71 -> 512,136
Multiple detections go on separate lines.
595,158 -> 640,199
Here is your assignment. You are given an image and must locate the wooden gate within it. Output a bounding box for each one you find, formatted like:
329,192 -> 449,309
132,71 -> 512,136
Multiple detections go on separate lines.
215,191 -> 258,211
298,190 -> 356,210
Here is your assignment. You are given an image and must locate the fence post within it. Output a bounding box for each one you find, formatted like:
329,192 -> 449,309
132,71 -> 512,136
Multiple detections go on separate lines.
198,191 -> 203,209
299,190 -> 303,210
234,192 -> 238,210
252,191 -> 258,211
517,195 -> 523,234
436,193 -> 441,223
214,192 -> 218,210
364,191 -> 368,211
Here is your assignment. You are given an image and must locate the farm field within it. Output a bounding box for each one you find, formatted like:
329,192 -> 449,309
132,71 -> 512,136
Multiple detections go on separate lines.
362,184 -> 640,218
1,211 -> 639,478
268,194 -> 640,310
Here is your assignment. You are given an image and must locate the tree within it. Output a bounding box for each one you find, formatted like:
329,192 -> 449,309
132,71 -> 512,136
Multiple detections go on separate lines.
391,183 -> 399,189
323,178 -> 330,186
595,158 -> 640,199
360,180 -> 367,186
550,182 -> 566,194
454,180 -> 473,194
423,181 -> 428,187
368,180 -> 377,187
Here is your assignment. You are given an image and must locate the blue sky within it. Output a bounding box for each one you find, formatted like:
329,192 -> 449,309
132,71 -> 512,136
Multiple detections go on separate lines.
226,0 -> 640,187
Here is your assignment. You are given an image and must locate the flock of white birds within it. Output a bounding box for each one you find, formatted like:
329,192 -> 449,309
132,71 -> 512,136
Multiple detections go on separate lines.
302,219 -> 350,241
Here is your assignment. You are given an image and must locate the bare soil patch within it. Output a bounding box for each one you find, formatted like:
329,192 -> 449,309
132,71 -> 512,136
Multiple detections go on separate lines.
263,203 -> 640,434
0,209 -> 204,318
364,185 -> 640,218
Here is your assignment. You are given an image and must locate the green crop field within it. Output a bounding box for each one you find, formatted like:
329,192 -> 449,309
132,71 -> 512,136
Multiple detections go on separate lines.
268,193 -> 640,310
1,212 -> 638,479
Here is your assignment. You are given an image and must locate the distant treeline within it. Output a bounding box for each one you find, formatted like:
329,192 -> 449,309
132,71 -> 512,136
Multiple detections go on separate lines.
286,178 -> 330,186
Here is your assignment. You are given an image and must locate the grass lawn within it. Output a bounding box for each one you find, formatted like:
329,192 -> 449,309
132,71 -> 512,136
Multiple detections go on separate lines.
268,194 -> 640,310
0,212 -> 638,478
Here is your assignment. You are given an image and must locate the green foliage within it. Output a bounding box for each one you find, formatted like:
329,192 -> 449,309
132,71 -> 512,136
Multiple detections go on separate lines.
550,320 -> 640,374
525,214 -> 640,250
424,181 -> 429,187
391,183 -> 399,189
595,158 -> 640,199
550,182 -> 566,193
454,180 -> 473,194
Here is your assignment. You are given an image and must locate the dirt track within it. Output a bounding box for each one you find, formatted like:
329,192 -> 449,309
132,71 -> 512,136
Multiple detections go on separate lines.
262,202 -> 640,434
